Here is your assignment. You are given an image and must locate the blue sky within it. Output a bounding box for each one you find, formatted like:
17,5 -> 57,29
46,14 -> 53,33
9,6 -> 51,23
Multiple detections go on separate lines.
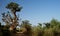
0,0 -> 60,25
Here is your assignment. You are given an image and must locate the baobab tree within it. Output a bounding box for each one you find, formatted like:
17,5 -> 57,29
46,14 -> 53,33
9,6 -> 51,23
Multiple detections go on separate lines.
2,2 -> 22,31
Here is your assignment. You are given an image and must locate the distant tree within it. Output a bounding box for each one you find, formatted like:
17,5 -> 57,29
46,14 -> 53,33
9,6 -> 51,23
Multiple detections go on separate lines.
21,20 -> 32,36
38,23 -> 42,28
50,19 -> 60,28
44,23 -> 50,28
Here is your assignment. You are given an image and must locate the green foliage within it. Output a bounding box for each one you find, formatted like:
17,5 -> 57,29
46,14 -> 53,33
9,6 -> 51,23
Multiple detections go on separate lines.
44,23 -> 50,28
50,19 -> 60,27
6,2 -> 22,12
21,20 -> 32,36
32,26 -> 43,36
43,28 -> 54,36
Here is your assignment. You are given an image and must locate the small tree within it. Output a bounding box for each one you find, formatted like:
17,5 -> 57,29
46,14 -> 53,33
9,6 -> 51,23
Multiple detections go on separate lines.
21,20 -> 32,36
